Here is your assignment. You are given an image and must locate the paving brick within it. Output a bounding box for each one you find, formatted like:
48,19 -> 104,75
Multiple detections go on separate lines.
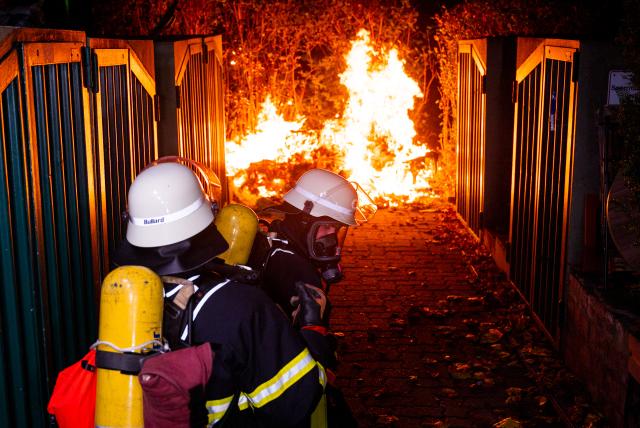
328,205 -> 603,427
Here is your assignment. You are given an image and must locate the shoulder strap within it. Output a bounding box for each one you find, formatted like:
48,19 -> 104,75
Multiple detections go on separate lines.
163,273 -> 225,350
181,275 -> 232,346
204,261 -> 260,285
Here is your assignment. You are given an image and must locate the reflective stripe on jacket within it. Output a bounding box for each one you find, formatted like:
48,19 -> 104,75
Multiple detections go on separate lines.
168,272 -> 328,427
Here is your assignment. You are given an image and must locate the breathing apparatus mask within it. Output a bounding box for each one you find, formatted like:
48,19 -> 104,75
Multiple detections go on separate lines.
306,219 -> 349,284
281,168 -> 378,284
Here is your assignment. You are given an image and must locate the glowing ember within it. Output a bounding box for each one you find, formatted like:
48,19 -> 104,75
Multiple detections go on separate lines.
225,29 -> 433,205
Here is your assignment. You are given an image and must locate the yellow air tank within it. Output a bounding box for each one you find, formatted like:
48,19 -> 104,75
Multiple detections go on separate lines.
214,204 -> 259,265
95,266 -> 164,427
310,394 -> 328,428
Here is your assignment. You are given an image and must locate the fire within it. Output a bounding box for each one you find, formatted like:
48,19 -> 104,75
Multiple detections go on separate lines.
225,29 -> 433,206
225,96 -> 316,176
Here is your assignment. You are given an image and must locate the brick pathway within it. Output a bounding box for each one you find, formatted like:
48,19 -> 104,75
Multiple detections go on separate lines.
329,204 -> 603,428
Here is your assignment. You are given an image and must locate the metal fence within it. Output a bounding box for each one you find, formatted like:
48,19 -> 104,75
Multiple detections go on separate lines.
455,38 -> 579,342
457,41 -> 486,236
90,41 -> 158,272
0,34 -> 98,427
0,48 -> 46,428
175,37 -> 228,202
0,29 -> 225,427
509,40 -> 578,341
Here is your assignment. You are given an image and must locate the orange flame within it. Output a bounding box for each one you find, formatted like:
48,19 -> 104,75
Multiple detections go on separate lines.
225,29 -> 434,206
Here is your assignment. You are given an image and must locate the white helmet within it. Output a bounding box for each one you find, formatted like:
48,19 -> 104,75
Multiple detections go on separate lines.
284,169 -> 359,225
126,162 -> 215,247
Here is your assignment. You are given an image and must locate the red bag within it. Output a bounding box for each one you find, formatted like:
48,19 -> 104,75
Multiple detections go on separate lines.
47,349 -> 97,428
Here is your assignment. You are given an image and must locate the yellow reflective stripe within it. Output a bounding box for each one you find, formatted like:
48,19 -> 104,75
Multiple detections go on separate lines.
238,393 -> 250,411
206,395 -> 233,426
246,348 -> 316,408
317,362 -> 327,388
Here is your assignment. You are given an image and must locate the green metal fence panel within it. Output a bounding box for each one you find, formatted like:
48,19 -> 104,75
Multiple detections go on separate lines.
0,39 -> 100,427
95,56 -> 157,264
26,48 -> 98,426
99,63 -> 132,261
1,75 -> 38,427
86,43 -> 157,270
0,31 -> 202,427
0,58 -> 49,425
31,60 -> 97,368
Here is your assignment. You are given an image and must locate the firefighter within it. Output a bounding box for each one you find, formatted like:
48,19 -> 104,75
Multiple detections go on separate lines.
248,168 -> 376,427
112,162 -> 333,427
250,168 -> 376,316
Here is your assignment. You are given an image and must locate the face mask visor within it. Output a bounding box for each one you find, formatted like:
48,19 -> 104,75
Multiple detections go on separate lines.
350,181 -> 377,225
307,221 -> 348,263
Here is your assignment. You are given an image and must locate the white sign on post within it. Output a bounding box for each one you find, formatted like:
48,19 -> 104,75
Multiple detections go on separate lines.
607,71 -> 638,105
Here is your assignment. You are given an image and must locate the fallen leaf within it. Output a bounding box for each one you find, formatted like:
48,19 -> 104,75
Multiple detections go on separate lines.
536,395 -> 548,407
449,363 -> 471,379
482,378 -> 495,387
440,388 -> 458,398
521,345 -> 552,357
481,329 -> 504,344
493,417 -> 523,428
376,414 -> 399,425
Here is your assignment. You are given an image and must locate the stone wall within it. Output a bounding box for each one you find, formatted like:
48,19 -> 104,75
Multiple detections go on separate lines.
563,274 -> 631,427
